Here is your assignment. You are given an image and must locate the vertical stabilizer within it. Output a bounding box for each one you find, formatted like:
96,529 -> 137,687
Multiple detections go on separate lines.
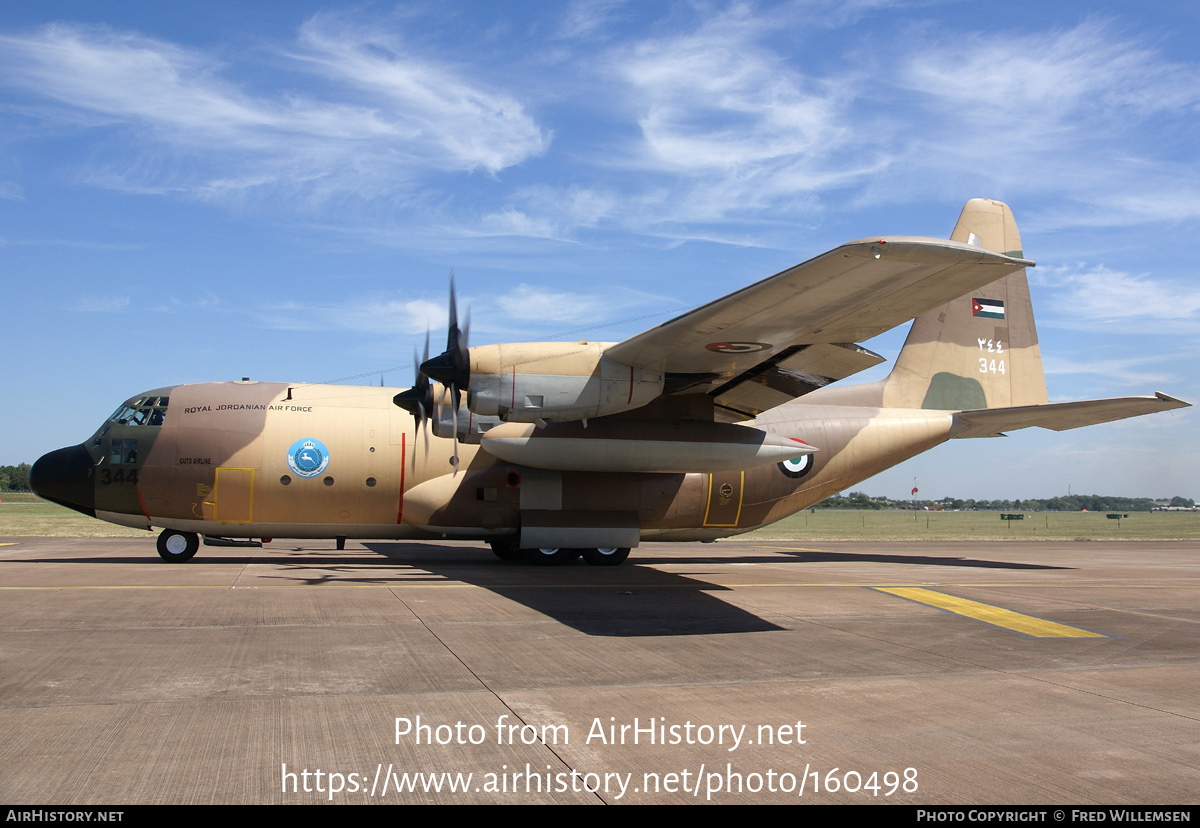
881,199 -> 1048,410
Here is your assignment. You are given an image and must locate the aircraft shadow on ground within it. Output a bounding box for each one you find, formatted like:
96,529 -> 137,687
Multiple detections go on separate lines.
356,542 -> 1068,635
5,540 -> 1068,637
0,544 -> 777,636
356,542 -> 783,637
685,548 -> 1071,570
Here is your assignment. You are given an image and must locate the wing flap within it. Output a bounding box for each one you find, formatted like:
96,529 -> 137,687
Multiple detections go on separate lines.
950,393 -> 1190,439
709,342 -> 886,419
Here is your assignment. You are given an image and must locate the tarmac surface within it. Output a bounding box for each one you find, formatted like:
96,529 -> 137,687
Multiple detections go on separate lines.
1,536 -> 1197,805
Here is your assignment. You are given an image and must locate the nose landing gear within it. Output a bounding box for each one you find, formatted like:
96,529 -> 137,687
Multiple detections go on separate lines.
156,529 -> 199,562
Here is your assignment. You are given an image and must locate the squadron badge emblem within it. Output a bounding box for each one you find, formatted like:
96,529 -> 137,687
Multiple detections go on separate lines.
287,438 -> 331,478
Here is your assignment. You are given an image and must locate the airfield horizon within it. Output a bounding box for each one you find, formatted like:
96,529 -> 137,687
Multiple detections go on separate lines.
3,494 -> 1197,543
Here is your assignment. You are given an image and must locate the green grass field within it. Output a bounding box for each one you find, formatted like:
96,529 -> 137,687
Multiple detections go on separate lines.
2,492 -> 1197,541
0,493 -> 151,537
744,508 -> 1200,541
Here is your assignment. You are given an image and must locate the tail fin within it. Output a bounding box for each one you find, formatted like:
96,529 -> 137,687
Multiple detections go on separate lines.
880,199 -> 1049,410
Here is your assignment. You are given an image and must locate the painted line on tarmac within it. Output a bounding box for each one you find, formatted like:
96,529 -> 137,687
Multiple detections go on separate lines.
874,586 -> 1108,638
0,580 -> 1196,592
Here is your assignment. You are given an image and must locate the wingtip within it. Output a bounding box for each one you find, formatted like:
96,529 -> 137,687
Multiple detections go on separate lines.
1153,392 -> 1191,408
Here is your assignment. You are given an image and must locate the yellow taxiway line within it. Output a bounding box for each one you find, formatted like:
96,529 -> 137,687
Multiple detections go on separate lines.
875,586 -> 1106,638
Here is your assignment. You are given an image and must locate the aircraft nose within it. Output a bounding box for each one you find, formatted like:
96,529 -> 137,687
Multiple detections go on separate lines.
30,444 -> 96,517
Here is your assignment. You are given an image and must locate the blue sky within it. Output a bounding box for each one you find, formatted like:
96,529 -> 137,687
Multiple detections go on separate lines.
3,1 -> 1197,500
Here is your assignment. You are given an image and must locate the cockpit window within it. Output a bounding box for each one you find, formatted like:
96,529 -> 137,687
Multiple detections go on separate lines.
109,439 -> 138,464
91,424 -> 111,449
106,397 -> 169,427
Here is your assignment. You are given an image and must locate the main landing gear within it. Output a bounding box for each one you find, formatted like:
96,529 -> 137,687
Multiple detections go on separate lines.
489,540 -> 631,567
156,529 -> 199,562
580,547 -> 630,566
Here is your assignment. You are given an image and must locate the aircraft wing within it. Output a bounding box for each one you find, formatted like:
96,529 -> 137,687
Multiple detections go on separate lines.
950,393 -> 1190,439
605,236 -> 1033,419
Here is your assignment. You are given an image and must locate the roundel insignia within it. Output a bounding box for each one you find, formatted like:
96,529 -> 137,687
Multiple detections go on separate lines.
287,438 -> 331,478
778,440 -> 815,480
704,341 -> 771,354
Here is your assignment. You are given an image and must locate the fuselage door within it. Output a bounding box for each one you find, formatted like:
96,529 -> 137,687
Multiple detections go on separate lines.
702,471 -> 744,528
211,467 -> 255,523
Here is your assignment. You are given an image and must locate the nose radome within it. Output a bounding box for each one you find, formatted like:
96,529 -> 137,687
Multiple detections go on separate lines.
30,444 -> 96,517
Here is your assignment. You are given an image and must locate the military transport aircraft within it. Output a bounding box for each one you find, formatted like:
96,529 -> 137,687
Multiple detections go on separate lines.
30,199 -> 1188,565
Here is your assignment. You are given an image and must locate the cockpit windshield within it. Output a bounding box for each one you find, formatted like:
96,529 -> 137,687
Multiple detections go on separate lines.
91,393 -> 171,450
106,396 -> 170,427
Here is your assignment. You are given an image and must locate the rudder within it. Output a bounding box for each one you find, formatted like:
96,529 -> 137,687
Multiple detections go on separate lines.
881,199 -> 1048,411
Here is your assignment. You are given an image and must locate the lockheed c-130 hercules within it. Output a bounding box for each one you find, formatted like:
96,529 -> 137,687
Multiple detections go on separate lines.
30,199 -> 1188,565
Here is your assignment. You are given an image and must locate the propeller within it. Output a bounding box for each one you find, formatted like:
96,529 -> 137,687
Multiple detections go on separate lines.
392,331 -> 432,472
420,274 -> 470,399
420,275 -> 471,474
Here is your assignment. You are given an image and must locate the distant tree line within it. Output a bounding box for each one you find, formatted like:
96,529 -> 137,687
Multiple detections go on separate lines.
817,492 -> 1195,512
2,458 -> 1194,510
0,463 -> 31,492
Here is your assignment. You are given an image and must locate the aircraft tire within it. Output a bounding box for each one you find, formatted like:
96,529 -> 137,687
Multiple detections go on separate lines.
581,547 -> 630,566
489,539 -> 523,561
521,547 -> 579,566
156,529 -> 199,562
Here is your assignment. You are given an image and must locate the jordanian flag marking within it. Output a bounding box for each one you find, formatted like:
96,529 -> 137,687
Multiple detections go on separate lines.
972,298 -> 1005,319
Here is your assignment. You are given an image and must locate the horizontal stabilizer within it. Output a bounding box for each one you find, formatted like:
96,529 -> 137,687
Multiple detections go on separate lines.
950,392 -> 1189,439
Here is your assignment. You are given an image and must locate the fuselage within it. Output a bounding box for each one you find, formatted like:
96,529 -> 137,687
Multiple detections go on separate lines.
30,379 -> 955,544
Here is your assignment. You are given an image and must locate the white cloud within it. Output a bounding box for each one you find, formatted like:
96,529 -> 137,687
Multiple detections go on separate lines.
558,0 -> 631,40
491,282 -> 675,330
261,296 -> 445,337
902,20 -> 1200,122
474,208 -> 566,241
250,282 -> 673,344
495,284 -> 607,323
293,15 -> 550,174
1,25 -> 307,144
881,19 -> 1200,217
483,6 -> 888,241
612,9 -> 858,177
473,185 -> 617,240
1041,353 -> 1175,388
71,295 -> 130,312
0,20 -> 549,206
3,8 -> 1198,257
1036,263 -> 1200,327
1027,186 -> 1200,232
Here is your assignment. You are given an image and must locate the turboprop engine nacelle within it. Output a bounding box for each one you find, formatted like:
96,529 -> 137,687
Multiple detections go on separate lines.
466,341 -> 665,423
427,385 -> 504,444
